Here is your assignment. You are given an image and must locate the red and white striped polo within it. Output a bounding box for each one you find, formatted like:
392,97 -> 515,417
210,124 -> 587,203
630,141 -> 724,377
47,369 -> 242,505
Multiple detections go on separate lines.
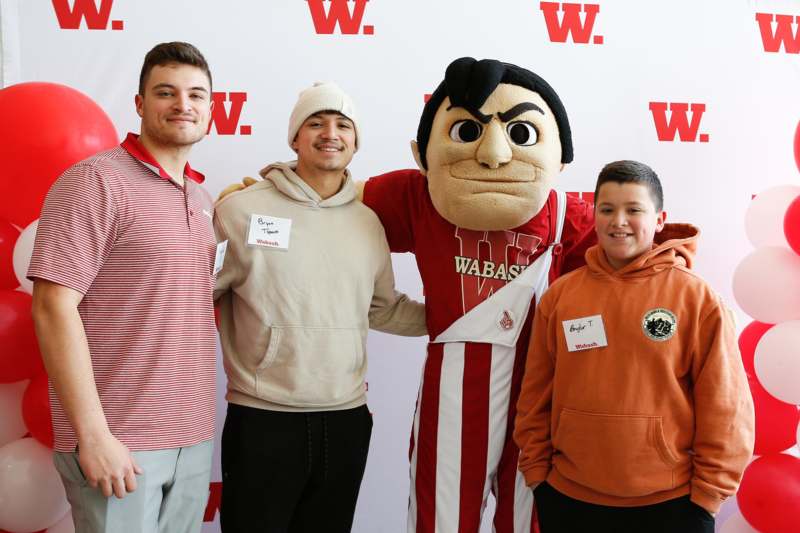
28,133 -> 218,452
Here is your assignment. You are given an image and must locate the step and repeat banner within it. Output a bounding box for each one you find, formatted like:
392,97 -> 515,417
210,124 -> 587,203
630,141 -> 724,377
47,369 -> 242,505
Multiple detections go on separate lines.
1,1 -> 799,532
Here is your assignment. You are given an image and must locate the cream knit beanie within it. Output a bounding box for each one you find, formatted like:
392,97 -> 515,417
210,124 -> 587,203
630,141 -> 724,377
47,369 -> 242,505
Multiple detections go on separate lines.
287,82 -> 360,149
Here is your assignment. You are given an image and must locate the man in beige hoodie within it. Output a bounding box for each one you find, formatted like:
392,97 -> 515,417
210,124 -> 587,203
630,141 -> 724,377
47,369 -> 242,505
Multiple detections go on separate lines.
213,82 -> 427,533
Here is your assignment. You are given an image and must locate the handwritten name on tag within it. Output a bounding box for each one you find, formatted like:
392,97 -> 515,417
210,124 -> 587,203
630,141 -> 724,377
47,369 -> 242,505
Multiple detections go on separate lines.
247,214 -> 291,250
562,314 -> 607,352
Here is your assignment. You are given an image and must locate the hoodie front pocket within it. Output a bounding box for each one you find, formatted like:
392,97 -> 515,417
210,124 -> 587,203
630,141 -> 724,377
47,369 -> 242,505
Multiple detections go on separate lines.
552,408 -> 680,498
255,325 -> 365,406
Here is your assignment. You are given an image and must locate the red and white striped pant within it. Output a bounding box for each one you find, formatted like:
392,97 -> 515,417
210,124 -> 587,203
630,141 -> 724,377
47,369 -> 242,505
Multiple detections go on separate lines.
407,340 -> 539,533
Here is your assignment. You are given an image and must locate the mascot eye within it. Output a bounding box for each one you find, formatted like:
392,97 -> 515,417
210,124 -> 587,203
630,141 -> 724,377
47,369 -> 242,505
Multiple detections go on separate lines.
506,121 -> 538,146
449,120 -> 483,143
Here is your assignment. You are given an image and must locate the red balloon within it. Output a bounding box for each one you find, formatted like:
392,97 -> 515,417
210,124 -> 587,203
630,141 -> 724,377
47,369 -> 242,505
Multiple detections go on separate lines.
749,376 -> 800,456
0,290 -> 44,383
0,82 -> 118,227
0,219 -> 20,289
739,320 -> 774,377
22,373 -> 53,448
784,195 -> 800,257
739,454 -> 800,533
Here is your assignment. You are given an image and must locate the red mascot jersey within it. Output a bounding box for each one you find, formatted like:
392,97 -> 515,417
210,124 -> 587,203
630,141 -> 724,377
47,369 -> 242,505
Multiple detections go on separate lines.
363,169 -> 596,339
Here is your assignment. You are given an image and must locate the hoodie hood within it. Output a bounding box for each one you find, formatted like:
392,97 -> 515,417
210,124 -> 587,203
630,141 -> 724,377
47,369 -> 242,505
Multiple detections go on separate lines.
259,161 -> 356,208
586,223 -> 699,278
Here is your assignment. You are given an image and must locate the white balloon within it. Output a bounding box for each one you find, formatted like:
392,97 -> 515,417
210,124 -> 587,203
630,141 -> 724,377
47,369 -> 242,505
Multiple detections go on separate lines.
720,510 -> 759,533
0,437 -> 68,532
12,219 -> 38,295
745,185 -> 800,248
0,381 -> 28,448
754,320 -> 800,405
732,246 -> 800,323
47,510 -> 74,533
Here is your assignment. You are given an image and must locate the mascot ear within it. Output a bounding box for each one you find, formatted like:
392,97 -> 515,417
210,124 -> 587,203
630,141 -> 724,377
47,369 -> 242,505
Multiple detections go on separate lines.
410,140 -> 427,176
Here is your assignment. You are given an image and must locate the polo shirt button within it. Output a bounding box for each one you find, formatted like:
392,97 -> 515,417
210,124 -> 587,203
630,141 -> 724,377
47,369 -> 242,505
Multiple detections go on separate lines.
189,209 -> 194,216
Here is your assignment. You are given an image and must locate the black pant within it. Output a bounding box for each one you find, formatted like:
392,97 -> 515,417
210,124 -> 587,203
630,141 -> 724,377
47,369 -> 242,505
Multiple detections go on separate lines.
220,403 -> 373,533
534,482 -> 715,533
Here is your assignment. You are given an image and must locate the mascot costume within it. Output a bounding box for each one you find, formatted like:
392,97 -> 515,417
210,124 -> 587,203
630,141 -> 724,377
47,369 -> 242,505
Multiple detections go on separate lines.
221,57 -> 595,533
362,58 -> 595,533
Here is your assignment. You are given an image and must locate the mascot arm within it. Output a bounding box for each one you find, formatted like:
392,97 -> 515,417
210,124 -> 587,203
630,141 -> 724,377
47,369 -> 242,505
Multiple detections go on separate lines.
362,170 -> 418,254
513,292 -> 557,486
560,195 -> 597,274
216,176 -> 259,204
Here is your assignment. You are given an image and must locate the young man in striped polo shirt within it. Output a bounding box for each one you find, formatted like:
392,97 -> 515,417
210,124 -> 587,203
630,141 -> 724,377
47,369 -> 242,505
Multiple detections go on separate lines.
29,42 -> 218,533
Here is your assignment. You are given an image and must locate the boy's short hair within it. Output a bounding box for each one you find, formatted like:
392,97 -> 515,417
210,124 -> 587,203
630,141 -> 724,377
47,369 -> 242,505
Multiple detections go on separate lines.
594,160 -> 664,211
138,42 -> 212,95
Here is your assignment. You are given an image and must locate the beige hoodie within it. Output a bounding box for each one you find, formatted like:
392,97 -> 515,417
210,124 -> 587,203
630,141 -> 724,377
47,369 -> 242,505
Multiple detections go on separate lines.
214,162 -> 427,411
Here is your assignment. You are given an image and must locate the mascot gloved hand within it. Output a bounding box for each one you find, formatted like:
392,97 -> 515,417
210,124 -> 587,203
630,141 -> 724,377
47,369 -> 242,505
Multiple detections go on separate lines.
218,57 -> 596,533
362,57 -> 595,533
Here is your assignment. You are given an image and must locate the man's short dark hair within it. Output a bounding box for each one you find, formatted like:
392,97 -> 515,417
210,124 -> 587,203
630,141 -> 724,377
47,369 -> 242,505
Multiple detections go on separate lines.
416,57 -> 573,170
594,160 -> 664,211
138,42 -> 212,95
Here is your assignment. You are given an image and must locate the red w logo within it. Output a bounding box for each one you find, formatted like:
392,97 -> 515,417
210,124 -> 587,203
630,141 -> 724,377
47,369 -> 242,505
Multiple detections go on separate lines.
307,0 -> 374,35
454,229 -> 542,314
755,13 -> 800,54
540,2 -> 603,44
649,102 -> 709,143
51,0 -> 123,30
209,92 -> 252,136
203,482 -> 222,522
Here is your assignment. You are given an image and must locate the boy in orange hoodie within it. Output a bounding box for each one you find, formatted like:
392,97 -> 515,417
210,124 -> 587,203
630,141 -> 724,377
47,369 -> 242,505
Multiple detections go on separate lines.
513,160 -> 754,533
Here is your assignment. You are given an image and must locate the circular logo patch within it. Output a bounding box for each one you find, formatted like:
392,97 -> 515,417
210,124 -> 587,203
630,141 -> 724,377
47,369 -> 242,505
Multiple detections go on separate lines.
642,308 -> 677,341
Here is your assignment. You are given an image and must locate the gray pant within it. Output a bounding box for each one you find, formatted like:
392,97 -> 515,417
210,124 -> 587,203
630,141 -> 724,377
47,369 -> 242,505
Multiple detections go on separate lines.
53,439 -> 213,533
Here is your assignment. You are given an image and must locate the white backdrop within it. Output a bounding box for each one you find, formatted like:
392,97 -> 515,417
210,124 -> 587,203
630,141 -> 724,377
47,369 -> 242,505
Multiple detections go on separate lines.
2,1 -> 799,531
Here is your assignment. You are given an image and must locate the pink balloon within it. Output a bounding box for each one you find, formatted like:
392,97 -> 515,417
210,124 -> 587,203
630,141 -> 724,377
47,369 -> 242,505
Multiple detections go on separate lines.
0,438 -> 69,532
754,320 -> 800,404
745,185 -> 800,248
784,195 -> 800,257
738,454 -> 800,533
732,246 -> 800,324
46,512 -> 73,533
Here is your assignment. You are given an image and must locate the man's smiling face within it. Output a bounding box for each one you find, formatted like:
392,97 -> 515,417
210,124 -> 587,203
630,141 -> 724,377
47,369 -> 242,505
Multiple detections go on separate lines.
423,83 -> 563,230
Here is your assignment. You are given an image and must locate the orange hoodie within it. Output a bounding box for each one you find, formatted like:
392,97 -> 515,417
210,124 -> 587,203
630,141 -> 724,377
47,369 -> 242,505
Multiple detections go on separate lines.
513,224 -> 754,514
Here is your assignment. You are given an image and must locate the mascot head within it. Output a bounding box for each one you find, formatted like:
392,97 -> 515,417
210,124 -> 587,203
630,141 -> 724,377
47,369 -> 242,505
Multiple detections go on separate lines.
412,57 -> 573,231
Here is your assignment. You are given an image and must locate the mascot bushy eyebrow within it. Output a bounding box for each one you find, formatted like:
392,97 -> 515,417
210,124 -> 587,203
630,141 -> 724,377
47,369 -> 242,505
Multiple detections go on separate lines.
362,57 -> 595,533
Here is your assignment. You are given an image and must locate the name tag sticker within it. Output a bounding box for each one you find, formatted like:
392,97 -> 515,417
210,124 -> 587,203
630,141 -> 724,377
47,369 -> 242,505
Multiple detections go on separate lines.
247,214 -> 292,250
213,240 -> 228,275
562,314 -> 608,352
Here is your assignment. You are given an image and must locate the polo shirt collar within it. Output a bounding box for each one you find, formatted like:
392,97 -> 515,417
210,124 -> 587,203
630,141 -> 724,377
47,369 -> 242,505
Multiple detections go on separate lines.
121,132 -> 205,184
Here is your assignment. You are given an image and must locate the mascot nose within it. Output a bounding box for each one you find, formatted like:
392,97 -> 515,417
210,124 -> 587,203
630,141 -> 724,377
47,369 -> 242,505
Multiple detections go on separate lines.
476,121 -> 512,169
